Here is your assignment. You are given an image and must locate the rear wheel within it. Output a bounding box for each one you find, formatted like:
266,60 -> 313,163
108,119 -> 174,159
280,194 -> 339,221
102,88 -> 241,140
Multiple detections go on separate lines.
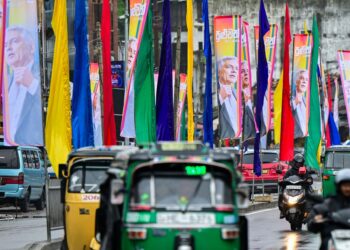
19,190 -> 30,212
35,189 -> 46,210
290,222 -> 302,231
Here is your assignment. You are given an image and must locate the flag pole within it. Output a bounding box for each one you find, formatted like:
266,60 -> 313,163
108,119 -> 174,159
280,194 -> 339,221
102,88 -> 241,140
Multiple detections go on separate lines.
38,0 -> 51,241
124,0 -> 129,145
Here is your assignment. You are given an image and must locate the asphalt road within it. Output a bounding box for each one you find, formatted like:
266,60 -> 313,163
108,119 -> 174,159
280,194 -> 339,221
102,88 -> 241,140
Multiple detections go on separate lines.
247,207 -> 321,250
0,206 -> 63,250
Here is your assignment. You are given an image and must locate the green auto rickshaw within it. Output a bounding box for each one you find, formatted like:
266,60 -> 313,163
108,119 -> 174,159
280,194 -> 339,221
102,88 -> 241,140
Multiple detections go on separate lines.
95,142 -> 249,250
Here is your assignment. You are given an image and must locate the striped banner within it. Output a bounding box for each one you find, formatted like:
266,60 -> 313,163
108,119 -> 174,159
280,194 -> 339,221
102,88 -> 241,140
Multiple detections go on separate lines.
214,15 -> 242,139
291,34 -> 313,138
337,50 -> 350,131
254,24 -> 278,133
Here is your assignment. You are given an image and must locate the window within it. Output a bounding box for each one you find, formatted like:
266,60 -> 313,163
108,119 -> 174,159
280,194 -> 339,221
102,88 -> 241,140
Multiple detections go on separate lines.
326,152 -> 350,169
22,151 -> 29,168
242,153 -> 278,164
33,151 -> 40,169
0,149 -> 19,169
68,161 -> 110,193
131,163 -> 233,210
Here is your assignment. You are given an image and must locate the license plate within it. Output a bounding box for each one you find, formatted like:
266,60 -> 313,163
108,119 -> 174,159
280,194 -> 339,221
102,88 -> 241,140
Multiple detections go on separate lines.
289,207 -> 297,213
286,185 -> 302,190
157,213 -> 215,225
251,170 -> 268,174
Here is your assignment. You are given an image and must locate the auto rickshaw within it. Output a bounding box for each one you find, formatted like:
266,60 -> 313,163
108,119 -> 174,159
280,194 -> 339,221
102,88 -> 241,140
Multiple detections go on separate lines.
58,146 -> 136,250
322,145 -> 350,197
95,142 -> 249,250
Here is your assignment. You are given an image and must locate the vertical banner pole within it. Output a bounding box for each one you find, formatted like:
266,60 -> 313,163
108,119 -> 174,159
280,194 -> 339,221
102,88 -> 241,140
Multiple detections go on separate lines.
124,0 -> 129,145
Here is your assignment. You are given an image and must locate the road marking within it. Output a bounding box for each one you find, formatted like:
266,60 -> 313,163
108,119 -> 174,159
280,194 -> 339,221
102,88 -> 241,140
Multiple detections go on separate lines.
246,207 -> 278,216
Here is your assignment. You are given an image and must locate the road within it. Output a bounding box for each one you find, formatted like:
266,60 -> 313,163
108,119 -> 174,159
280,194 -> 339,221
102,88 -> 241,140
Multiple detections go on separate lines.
0,205 -> 63,250
247,207 -> 321,250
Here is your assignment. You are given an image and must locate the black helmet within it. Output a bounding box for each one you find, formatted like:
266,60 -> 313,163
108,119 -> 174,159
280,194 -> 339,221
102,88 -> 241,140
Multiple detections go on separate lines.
335,169 -> 350,190
294,153 -> 304,164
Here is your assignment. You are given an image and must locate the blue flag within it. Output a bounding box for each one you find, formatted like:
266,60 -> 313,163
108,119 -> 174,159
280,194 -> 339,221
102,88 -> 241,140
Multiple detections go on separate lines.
254,0 -> 269,176
72,0 -> 94,148
202,0 -> 213,148
329,112 -> 341,145
156,0 -> 174,141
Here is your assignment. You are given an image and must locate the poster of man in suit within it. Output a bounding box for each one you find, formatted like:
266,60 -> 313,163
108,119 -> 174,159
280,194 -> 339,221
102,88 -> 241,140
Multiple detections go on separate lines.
214,15 -> 242,140
2,2 -> 43,146
292,70 -> 309,138
291,33 -> 313,139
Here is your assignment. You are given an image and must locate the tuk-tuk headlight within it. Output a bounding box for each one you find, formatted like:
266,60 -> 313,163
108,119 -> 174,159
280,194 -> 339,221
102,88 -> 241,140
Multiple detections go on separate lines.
127,228 -> 147,240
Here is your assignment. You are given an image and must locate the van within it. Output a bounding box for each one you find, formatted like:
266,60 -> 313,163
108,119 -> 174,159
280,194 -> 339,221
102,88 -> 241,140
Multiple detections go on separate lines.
0,146 -> 45,212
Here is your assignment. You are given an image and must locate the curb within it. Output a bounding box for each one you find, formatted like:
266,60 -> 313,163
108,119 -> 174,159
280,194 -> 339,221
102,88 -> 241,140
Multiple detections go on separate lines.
239,201 -> 278,214
23,239 -> 62,250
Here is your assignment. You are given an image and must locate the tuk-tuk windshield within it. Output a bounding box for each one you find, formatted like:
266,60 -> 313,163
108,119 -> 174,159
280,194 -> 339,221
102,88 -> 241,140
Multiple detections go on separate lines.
131,163 -> 233,210
325,152 -> 350,169
68,161 -> 110,193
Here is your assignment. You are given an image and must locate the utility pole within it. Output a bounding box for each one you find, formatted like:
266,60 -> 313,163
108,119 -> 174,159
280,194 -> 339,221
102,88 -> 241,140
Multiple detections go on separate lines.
153,1 -> 160,69
112,0 -> 118,59
96,21 -> 105,141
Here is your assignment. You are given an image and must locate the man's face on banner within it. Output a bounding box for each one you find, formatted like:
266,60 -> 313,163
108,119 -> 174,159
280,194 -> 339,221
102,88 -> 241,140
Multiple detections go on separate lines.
241,61 -> 250,89
127,39 -> 137,70
219,58 -> 238,85
5,29 -> 34,68
296,70 -> 308,94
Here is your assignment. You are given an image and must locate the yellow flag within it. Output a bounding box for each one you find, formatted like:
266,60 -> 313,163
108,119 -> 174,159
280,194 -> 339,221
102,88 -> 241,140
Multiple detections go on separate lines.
186,0 -> 194,141
274,71 -> 283,144
303,20 -> 308,34
45,0 -> 72,175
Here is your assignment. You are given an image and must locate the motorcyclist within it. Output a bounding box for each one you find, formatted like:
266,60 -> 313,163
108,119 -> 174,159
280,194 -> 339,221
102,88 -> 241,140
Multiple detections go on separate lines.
283,153 -> 311,180
278,153 -> 312,218
307,169 -> 350,250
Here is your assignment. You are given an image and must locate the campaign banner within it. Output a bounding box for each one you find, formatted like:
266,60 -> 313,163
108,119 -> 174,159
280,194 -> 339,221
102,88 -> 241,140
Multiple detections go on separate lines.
2,0 -> 43,146
214,15 -> 242,139
318,51 -> 328,137
120,0 -> 150,138
291,34 -> 313,138
337,50 -> 350,130
0,0 -> 6,92
254,24 -> 278,133
242,21 -> 256,139
175,74 -> 187,141
90,63 -> 103,146
111,60 -> 124,88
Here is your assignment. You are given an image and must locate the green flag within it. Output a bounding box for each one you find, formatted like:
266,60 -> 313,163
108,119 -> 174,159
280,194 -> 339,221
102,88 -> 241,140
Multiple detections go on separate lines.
304,15 -> 321,169
134,8 -> 156,144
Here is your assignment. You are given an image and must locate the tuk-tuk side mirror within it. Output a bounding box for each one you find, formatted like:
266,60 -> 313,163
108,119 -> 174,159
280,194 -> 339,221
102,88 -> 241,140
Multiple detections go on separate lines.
58,164 -> 68,179
110,179 -> 124,205
236,183 -> 249,209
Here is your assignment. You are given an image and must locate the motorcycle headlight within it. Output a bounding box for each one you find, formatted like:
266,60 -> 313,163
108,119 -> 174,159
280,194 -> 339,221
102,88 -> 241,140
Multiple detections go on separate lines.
287,193 -> 304,205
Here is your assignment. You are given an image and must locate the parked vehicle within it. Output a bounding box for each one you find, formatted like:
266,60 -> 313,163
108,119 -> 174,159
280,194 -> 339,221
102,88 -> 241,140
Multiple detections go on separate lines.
96,142 -> 249,250
0,146 -> 45,212
322,146 -> 350,197
59,146 -> 136,250
237,150 -> 288,194
279,174 -> 313,231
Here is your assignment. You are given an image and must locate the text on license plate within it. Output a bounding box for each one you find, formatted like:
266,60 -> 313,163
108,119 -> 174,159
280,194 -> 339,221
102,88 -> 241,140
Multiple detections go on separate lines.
286,185 -> 302,190
157,213 -> 215,225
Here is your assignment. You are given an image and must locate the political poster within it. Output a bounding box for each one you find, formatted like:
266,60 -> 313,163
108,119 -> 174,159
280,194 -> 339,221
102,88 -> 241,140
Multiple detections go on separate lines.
175,74 -> 187,141
120,0 -> 150,138
2,0 -> 43,146
90,63 -> 103,146
111,60 -> 124,88
214,15 -> 242,139
337,50 -> 350,131
291,34 -> 313,138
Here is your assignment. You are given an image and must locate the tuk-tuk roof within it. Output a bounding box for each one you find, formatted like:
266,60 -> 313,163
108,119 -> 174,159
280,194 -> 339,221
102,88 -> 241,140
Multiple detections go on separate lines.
67,146 -> 137,161
325,145 -> 350,153
112,142 -> 235,166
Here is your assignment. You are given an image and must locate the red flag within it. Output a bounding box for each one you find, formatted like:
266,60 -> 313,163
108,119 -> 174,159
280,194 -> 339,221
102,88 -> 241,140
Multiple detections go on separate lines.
325,74 -> 332,148
101,0 -> 117,145
280,3 -> 294,161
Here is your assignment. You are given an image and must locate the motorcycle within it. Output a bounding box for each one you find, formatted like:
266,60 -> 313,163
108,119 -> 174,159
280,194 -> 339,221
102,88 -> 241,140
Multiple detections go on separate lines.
279,175 -> 313,231
326,208 -> 350,250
